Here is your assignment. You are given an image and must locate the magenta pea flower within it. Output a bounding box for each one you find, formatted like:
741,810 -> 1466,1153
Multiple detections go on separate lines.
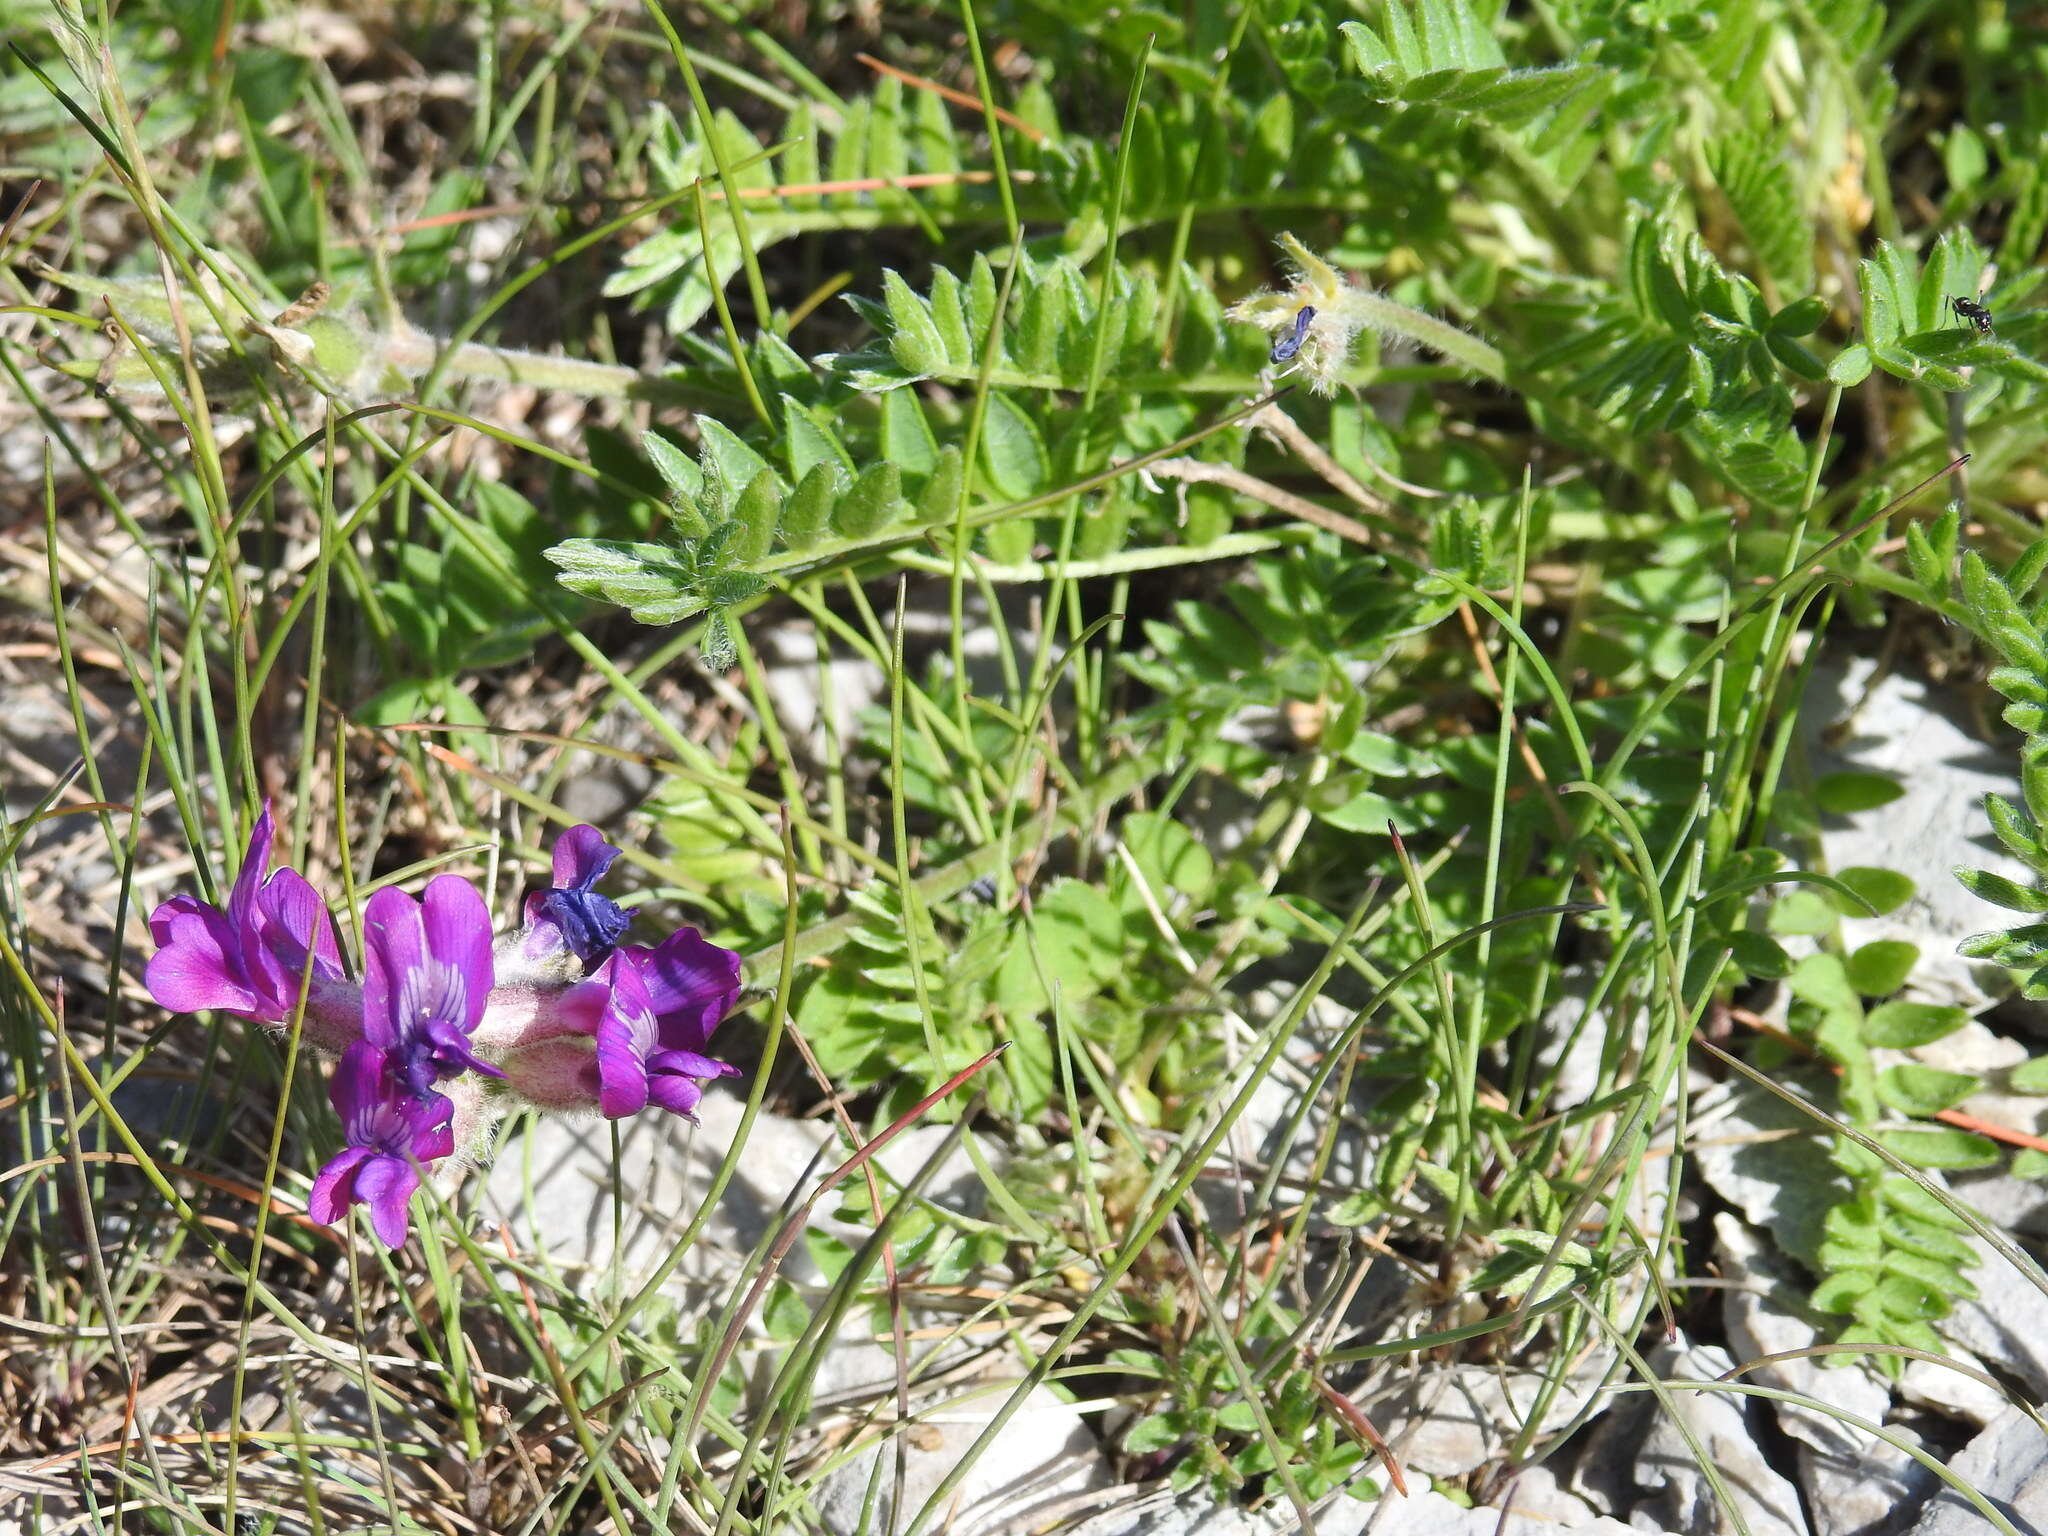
144,804 -> 358,1051
145,809 -> 750,1249
583,928 -> 743,1118
307,1042 -> 454,1249
361,877 -> 503,1100
500,927 -> 742,1118
308,879 -> 501,1247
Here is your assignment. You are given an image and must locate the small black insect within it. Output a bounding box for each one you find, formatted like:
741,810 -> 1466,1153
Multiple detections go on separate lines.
1950,295 -> 1994,336
1270,305 -> 1316,363
964,874 -> 999,904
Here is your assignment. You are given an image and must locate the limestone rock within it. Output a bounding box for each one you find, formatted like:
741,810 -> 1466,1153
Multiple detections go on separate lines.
813,1382 -> 1111,1536
1904,1406 -> 2048,1533
1629,1340 -> 1810,1536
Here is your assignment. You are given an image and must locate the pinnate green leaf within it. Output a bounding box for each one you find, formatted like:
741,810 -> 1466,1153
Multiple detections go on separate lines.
1862,1001 -> 1969,1049
1873,1125 -> 1999,1170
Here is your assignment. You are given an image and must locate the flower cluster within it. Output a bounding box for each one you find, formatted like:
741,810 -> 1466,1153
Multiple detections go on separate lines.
145,808 -> 744,1248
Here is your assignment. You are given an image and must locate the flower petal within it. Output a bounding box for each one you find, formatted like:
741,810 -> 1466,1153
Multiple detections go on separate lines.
360,886 -> 424,1051
250,868 -> 344,1014
419,875 -> 493,1034
648,1047 -> 736,1081
327,1041 -> 393,1144
363,878 -> 497,1092
635,929 -> 743,1050
257,868 -> 343,975
418,1015 -> 505,1081
534,887 -> 631,971
551,824 -> 621,891
645,1074 -> 704,1118
143,898 -> 261,1016
225,803 -> 276,936
353,1154 -> 421,1250
591,956 -> 658,1118
400,1089 -> 458,1161
307,1144 -> 370,1226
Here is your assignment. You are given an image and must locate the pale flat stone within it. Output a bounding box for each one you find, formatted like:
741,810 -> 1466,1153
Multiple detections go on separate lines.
1905,1406 -> 2048,1533
1716,1213 -> 1891,1459
1629,1340 -> 1810,1536
1062,1485 -> 1668,1535
1690,1081 -> 1847,1269
1374,1364 -> 1602,1479
1798,1430 -> 1934,1536
1938,1229 -> 2048,1400
1498,1461 -> 1603,1525
1894,1347 -> 2010,1428
1799,658 -> 2025,1014
480,1090 -> 989,1285
815,1381 -> 1111,1536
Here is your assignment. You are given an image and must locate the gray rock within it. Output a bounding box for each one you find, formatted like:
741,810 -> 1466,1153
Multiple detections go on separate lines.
1190,990 -> 1381,1235
814,1381 -> 1111,1536
482,1093 -> 1112,1535
1712,1232 -> 1937,1536
1904,1406 -> 2048,1533
1716,1213 -> 1892,1459
1062,1485 -> 1665,1535
1496,1461 -> 1603,1525
1630,1340 -> 1810,1536
757,617 -> 889,755
1939,1229 -> 2048,1400
1374,1365 -> 1601,1478
1947,1165 -> 2048,1242
1571,1386 -> 1654,1516
1712,1280 -> 1927,1536
1535,966 -> 1626,1111
482,1091 -> 989,1285
1799,658 -> 2025,1014
1798,1430 -> 1934,1536
555,757 -> 650,826
1691,1081 -> 1848,1269
1894,1349 -> 2009,1429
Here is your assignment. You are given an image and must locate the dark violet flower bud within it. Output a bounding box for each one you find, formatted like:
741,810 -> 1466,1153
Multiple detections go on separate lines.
144,803 -> 360,1051
307,1041 -> 455,1249
361,877 -> 503,1099
1270,304 -> 1316,363
512,824 -> 632,979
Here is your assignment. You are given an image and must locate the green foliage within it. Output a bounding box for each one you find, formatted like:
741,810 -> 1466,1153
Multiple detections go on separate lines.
365,482 -> 592,725
1706,131 -> 1813,294
605,86 -> 1026,332
792,884 -> 1062,1121
792,813 -> 1290,1126
1830,231 -> 2048,392
1521,207 -> 1818,506
38,1 -> 2048,1528
832,251 -> 1203,393
1339,0 -> 1606,125
1919,532 -> 2048,999
1123,539 -> 1471,751
1118,1324 -> 1375,1503
1780,941 -> 1986,1374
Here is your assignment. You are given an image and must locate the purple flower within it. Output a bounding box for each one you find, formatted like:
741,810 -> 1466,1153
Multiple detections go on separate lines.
514,825 -> 631,977
497,925 -> 743,1118
144,804 -> 358,1050
361,878 -> 503,1100
307,1042 -> 454,1249
578,928 -> 743,1118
